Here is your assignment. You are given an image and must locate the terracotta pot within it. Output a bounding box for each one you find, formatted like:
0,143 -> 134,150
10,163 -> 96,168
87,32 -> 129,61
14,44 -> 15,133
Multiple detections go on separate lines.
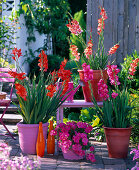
0,92 -> 7,99
78,70 -> 108,102
104,126 -> 132,158
17,122 -> 49,154
62,149 -> 84,160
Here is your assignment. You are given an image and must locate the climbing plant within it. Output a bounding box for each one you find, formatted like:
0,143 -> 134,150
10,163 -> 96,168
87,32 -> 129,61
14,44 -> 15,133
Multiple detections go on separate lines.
19,0 -> 71,62
0,0 -> 19,67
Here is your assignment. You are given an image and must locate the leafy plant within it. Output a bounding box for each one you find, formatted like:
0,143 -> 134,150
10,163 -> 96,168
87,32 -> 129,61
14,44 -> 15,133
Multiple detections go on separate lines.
0,4 -> 19,66
18,0 -> 70,61
69,10 -> 86,60
130,89 -> 139,146
90,65 -> 133,128
67,7 -> 119,70
10,48 -> 72,124
119,51 -> 139,90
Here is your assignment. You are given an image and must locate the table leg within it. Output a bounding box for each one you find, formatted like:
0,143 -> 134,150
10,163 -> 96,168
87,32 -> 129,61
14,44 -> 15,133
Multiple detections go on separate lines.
56,108 -> 60,124
59,107 -> 63,123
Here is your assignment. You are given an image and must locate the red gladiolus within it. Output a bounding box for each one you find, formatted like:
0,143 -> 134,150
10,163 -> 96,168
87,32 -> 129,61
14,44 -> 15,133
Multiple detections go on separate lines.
38,50 -> 48,72
70,45 -> 80,61
46,84 -> 56,98
66,19 -> 83,36
84,40 -> 93,59
100,7 -> 108,20
129,58 -> 139,76
8,71 -> 26,80
15,83 -> 27,101
108,44 -> 120,55
12,47 -> 22,60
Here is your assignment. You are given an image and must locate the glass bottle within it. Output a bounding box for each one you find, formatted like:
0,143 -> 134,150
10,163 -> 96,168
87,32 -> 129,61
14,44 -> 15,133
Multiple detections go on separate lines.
36,122 -> 45,157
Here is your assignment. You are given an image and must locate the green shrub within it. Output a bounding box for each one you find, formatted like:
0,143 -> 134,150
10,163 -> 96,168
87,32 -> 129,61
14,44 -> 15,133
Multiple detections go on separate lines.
130,89 -> 139,146
119,51 -> 139,90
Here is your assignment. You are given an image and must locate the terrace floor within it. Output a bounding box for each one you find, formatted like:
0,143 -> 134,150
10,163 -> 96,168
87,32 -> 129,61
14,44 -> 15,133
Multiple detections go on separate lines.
0,124 -> 135,170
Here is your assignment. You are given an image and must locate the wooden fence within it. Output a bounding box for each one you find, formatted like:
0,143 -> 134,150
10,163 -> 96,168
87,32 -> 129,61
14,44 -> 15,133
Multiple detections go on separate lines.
87,0 -> 139,67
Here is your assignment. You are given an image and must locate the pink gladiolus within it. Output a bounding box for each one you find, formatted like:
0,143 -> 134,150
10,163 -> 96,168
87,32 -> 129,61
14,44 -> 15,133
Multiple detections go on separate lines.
107,65 -> 120,86
82,63 -> 93,82
111,92 -> 118,99
98,79 -> 109,100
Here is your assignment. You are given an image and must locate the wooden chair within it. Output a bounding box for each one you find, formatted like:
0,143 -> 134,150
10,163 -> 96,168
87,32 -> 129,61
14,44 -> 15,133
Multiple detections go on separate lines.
0,68 -> 16,139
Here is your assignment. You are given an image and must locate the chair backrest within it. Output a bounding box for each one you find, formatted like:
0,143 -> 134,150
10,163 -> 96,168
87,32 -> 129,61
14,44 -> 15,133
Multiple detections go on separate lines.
0,68 -> 16,83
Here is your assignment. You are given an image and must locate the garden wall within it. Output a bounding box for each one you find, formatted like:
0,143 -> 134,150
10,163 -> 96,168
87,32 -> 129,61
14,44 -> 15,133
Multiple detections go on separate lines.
87,0 -> 139,67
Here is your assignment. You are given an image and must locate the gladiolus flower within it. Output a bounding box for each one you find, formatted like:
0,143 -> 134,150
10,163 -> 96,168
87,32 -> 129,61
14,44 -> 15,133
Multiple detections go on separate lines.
46,84 -> 56,98
15,83 -> 27,101
38,50 -> 48,72
82,63 -> 93,82
66,19 -> 83,36
108,44 -> 120,55
97,7 -> 107,35
70,45 -> 80,61
98,79 -> 109,100
8,71 -> 26,80
11,47 -> 22,60
129,58 -> 139,76
111,92 -> 118,99
84,40 -> 93,59
107,65 -> 120,86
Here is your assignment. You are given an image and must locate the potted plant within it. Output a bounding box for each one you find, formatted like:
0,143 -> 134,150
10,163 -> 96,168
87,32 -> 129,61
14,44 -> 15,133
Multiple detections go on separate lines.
9,48 -> 72,154
51,121 -> 96,162
86,64 -> 133,158
67,7 -> 119,102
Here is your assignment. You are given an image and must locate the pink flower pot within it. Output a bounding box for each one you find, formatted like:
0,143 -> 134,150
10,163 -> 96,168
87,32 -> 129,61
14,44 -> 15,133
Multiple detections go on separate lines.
62,149 -> 84,160
17,122 -> 49,154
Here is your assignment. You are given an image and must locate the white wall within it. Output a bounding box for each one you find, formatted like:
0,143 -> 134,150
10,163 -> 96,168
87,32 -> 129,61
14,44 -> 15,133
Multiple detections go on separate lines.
2,0 -> 53,74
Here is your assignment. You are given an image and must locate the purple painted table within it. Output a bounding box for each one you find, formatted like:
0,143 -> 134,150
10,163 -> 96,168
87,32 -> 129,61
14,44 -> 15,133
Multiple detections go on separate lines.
56,100 -> 103,124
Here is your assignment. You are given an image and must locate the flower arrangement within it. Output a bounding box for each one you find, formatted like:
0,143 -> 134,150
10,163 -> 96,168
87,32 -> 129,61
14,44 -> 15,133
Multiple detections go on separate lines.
51,121 -> 96,162
8,48 -> 72,124
0,142 -> 40,169
130,145 -> 139,170
88,64 -> 133,128
67,7 -> 119,70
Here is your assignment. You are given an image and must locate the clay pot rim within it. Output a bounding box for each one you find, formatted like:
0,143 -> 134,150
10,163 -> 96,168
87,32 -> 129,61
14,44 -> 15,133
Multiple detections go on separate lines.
103,126 -> 132,130
17,122 -> 49,128
78,69 -> 107,71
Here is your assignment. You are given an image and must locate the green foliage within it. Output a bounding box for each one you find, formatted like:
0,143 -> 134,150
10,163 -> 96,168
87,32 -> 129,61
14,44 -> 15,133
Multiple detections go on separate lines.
69,10 -> 86,60
16,73 -> 68,124
0,10 -> 18,66
79,108 -> 105,141
18,0 -> 71,60
130,90 -> 139,146
119,51 -> 139,90
68,0 -> 87,16
68,112 -> 80,121
91,83 -> 133,128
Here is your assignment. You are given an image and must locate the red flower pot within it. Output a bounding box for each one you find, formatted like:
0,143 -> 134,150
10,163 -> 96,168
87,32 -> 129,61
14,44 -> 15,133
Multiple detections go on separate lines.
78,70 -> 108,102
104,126 -> 132,158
